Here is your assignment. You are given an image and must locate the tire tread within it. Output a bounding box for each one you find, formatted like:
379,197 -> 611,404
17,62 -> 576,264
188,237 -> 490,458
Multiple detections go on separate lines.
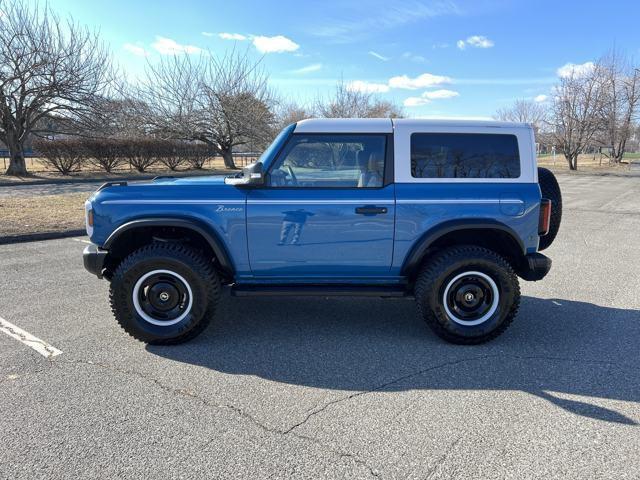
109,242 -> 221,345
415,245 -> 520,344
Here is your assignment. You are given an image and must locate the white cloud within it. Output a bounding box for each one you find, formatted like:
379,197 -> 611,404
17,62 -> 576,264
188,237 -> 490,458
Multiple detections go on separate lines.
423,89 -> 459,99
534,94 -> 548,103
152,36 -> 201,55
252,35 -> 299,53
347,80 -> 390,94
201,31 -> 214,37
368,51 -> 389,61
404,96 -> 430,107
218,32 -> 247,41
290,63 -> 322,74
467,35 -> 494,48
403,88 -> 460,107
557,61 -> 595,78
123,43 -> 148,57
457,35 -> 494,50
388,72 -> 451,89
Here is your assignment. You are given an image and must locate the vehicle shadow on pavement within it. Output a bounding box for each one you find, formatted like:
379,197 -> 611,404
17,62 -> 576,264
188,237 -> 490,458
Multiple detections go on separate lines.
148,295 -> 640,425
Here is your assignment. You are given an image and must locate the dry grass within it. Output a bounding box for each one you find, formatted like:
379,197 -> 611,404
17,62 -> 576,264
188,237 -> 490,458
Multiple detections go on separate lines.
537,153 -> 637,172
0,192 -> 86,237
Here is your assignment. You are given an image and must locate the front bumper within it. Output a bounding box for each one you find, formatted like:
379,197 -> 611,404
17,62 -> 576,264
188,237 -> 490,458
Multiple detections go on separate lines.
83,243 -> 108,278
518,252 -> 552,281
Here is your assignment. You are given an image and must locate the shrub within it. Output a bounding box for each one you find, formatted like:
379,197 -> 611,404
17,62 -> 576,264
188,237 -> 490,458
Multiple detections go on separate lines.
33,138 -> 86,175
121,138 -> 157,172
82,137 -> 125,173
158,140 -> 186,171
184,142 -> 212,169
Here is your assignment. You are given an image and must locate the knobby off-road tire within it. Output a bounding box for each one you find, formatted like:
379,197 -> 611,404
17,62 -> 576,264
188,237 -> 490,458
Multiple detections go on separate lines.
109,242 -> 221,345
415,245 -> 521,345
538,167 -> 562,250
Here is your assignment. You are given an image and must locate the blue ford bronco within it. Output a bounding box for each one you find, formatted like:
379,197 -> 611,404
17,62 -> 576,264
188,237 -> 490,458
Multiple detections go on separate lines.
83,119 -> 561,345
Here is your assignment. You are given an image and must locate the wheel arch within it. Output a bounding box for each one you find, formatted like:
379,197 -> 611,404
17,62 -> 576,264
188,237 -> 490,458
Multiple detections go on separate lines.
103,217 -> 235,277
401,219 -> 526,277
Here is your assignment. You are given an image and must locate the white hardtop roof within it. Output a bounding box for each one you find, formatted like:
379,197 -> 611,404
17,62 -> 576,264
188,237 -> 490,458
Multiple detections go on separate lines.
295,118 -> 392,133
294,117 -> 531,133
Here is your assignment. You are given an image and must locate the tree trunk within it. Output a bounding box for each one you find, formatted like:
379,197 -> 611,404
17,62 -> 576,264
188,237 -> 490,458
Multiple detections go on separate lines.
220,148 -> 237,169
5,139 -> 28,176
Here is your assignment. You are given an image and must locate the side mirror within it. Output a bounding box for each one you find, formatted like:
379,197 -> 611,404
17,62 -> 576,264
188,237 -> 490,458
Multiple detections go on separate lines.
224,162 -> 265,187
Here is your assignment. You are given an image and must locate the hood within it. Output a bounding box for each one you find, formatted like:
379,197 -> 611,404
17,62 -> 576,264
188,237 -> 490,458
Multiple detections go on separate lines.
88,174 -> 243,204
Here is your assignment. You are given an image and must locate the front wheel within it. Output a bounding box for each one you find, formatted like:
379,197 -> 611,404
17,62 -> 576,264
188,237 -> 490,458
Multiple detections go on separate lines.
415,246 -> 520,344
109,242 -> 221,345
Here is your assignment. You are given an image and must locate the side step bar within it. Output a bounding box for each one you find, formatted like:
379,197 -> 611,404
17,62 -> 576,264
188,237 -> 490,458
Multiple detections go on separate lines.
231,284 -> 410,298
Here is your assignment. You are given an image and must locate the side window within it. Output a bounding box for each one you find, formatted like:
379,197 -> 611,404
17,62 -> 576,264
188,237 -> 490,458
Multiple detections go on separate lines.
411,133 -> 520,179
268,134 -> 386,188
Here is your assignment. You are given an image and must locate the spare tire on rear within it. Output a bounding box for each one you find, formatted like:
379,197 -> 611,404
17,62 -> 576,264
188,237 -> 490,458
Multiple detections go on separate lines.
537,167 -> 562,250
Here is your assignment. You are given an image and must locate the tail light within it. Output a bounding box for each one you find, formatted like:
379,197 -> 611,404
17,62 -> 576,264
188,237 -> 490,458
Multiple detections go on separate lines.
539,199 -> 552,236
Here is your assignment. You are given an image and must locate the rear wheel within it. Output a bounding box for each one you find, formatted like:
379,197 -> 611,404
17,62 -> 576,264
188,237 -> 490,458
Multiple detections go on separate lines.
415,246 -> 520,344
109,242 -> 220,344
538,167 -> 562,250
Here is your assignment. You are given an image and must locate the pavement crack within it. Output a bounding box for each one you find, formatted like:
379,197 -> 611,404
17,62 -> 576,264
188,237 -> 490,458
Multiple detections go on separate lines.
283,352 -> 632,435
423,436 -> 462,479
58,358 -> 383,478
56,352 -> 631,479
292,431 -> 381,478
59,358 -> 283,436
284,355 -> 501,435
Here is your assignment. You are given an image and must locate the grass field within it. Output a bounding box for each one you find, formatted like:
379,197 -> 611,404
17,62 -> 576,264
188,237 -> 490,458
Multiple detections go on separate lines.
537,152 -> 639,171
0,192 -> 86,237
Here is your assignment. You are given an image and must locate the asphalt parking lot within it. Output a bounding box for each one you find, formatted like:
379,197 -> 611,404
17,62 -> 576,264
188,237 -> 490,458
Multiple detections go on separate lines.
1,173 -> 639,479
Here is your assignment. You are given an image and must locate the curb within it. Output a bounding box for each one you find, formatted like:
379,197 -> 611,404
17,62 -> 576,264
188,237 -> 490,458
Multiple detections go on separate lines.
0,229 -> 86,245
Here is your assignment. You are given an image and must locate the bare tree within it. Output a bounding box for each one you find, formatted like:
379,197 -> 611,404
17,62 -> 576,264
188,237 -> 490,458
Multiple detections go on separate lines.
495,99 -> 547,133
595,52 -> 640,163
315,81 -> 403,118
547,65 -> 608,170
275,101 -> 311,130
84,96 -> 153,139
138,49 -> 275,169
0,0 -> 114,175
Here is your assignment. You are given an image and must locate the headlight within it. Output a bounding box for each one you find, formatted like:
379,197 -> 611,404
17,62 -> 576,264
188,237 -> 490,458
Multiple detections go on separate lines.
84,200 -> 94,237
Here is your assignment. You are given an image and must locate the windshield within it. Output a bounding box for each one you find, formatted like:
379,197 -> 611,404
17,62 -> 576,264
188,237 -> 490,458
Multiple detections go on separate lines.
257,123 -> 296,167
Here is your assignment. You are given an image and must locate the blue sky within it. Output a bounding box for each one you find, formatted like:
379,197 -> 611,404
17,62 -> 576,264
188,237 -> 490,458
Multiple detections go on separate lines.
50,0 -> 640,118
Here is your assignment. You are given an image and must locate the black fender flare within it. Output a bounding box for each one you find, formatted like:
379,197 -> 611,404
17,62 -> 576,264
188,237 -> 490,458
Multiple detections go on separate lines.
401,218 -> 525,276
103,217 -> 235,275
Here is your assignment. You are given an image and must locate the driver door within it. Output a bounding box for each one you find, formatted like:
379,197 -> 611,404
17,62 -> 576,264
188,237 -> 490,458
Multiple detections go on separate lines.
245,133 -> 395,278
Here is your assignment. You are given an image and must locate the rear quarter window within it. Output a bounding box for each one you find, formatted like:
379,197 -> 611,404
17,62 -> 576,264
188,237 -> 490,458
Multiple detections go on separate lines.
411,133 -> 520,179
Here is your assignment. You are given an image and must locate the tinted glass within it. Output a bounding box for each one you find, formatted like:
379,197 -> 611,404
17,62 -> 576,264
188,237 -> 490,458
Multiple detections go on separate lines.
411,133 -> 520,179
269,134 -> 386,188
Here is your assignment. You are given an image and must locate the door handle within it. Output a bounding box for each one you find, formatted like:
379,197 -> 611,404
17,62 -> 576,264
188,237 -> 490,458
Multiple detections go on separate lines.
355,205 -> 388,215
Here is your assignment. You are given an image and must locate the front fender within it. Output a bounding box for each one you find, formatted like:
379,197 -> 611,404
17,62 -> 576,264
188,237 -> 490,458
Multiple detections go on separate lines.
103,217 -> 235,275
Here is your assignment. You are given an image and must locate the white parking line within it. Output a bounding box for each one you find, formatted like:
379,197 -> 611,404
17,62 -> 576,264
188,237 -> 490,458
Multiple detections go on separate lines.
72,238 -> 91,244
0,316 -> 63,358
